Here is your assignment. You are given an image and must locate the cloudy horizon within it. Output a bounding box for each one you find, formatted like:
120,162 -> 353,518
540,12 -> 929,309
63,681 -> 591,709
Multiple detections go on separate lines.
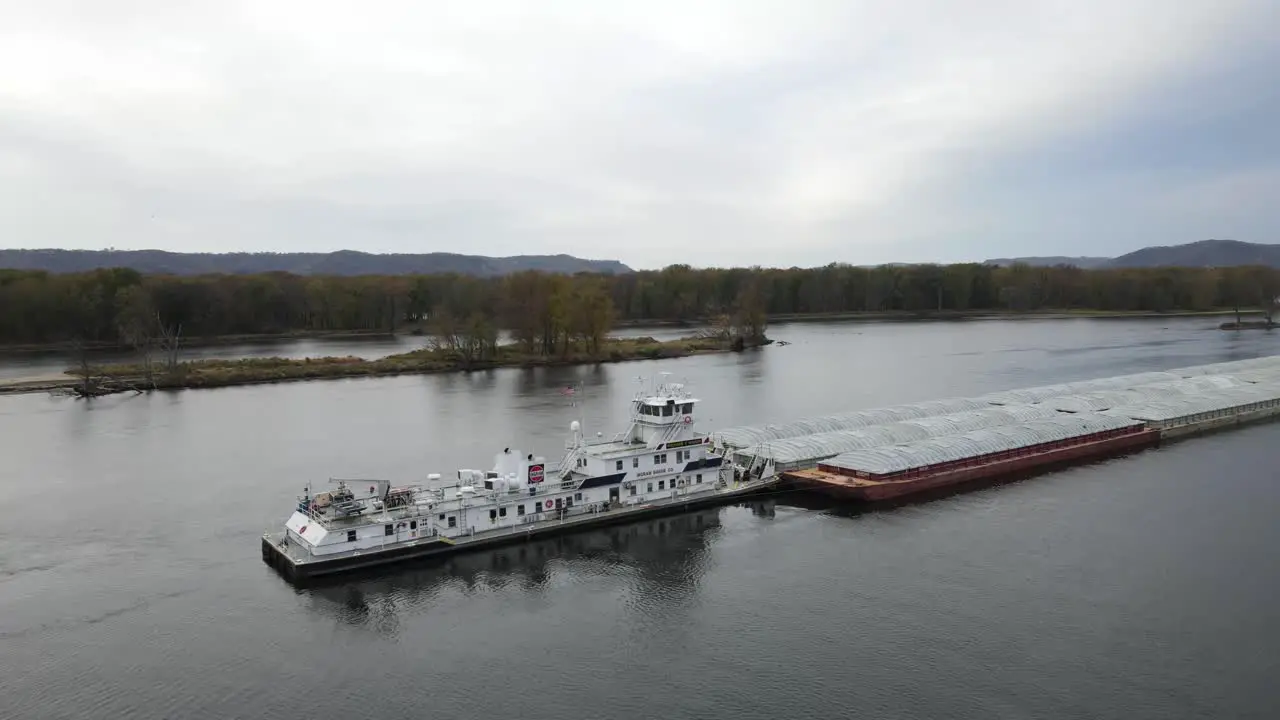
1,1 -> 1276,270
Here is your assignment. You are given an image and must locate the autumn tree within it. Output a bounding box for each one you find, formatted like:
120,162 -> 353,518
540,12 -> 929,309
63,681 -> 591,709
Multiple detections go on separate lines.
569,276 -> 616,354
731,275 -> 769,347
114,284 -> 157,385
500,271 -> 550,353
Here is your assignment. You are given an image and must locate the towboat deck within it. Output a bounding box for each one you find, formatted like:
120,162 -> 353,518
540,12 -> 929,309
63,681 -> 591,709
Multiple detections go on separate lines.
298,488 -> 567,531
265,527 -> 455,567
264,477 -> 777,580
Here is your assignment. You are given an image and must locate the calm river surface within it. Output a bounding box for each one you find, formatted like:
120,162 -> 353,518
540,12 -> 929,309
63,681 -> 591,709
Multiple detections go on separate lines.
3,317 -> 1279,719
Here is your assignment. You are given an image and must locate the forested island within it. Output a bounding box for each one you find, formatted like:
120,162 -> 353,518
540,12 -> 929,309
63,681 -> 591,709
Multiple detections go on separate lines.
0,261 -> 1276,395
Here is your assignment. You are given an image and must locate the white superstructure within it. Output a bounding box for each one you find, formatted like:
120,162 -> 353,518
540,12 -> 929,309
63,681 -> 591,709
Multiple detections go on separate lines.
270,374 -> 762,567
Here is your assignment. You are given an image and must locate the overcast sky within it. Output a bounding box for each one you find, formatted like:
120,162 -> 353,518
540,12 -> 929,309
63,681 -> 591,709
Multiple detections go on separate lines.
2,1 -> 1276,270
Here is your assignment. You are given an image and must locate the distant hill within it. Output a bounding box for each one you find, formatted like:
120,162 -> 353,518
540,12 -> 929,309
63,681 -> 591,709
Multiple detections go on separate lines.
0,249 -> 632,277
1107,239 -> 1280,269
985,240 -> 1280,269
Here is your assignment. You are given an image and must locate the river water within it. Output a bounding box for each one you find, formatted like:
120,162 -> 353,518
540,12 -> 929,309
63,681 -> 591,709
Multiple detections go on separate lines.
2,317 -> 1278,719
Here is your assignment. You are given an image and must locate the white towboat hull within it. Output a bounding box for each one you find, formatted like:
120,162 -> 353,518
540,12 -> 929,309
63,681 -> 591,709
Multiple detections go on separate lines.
262,476 -> 776,582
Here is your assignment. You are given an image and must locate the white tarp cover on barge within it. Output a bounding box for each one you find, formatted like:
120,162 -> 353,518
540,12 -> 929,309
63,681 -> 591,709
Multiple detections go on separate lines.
820,413 -> 1143,477
978,371 -> 1184,406
732,404 -> 1061,471
1216,367 -> 1280,384
1033,375 -> 1255,413
711,396 -> 990,449
1163,356 -> 1280,378
715,354 -> 1280,454
1100,381 -> 1280,424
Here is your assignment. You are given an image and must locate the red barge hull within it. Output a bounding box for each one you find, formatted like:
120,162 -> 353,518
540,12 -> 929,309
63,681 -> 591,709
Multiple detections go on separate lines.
783,427 -> 1161,503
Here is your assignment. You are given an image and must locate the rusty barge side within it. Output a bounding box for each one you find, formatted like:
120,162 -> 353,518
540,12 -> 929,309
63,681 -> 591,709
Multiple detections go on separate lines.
783,426 -> 1161,503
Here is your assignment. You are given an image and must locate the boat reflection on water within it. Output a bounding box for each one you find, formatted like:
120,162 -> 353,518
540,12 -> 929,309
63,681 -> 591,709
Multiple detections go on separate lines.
298,503 -> 776,633
772,490 -> 868,516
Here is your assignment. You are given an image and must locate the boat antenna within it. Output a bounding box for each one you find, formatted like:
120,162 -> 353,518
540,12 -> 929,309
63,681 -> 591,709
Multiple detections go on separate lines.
577,381 -> 585,438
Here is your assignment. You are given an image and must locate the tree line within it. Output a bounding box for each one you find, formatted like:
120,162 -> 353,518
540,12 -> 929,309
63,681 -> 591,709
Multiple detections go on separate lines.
1,262 -> 1277,349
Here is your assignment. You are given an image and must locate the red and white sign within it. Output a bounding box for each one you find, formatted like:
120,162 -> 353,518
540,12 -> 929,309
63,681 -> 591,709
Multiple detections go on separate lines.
528,463 -> 545,483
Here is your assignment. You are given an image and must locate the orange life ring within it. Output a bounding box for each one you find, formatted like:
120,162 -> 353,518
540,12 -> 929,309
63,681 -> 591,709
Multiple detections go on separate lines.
682,415 -> 692,424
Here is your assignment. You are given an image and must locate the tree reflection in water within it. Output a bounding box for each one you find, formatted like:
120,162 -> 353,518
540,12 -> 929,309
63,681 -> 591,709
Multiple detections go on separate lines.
301,503 -> 779,636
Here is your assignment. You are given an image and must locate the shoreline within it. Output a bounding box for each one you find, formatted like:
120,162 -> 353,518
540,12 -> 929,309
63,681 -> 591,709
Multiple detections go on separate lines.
0,329 -> 399,355
614,308 -> 1254,327
0,308 -> 1257,355
0,335 -> 769,397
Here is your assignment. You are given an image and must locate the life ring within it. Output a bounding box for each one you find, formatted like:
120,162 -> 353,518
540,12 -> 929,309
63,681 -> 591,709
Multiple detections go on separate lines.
682,415 -> 692,424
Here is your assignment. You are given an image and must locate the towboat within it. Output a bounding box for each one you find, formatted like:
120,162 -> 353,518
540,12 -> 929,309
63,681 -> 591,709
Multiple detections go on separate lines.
261,374 -> 776,582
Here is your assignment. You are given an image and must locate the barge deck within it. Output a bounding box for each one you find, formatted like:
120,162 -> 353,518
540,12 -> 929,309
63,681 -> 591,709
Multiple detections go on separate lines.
784,426 -> 1159,503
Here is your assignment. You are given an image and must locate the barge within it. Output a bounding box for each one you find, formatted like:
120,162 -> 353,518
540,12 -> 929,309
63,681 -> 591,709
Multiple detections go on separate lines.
725,355 -> 1280,505
784,415 -> 1160,502
262,374 -> 775,583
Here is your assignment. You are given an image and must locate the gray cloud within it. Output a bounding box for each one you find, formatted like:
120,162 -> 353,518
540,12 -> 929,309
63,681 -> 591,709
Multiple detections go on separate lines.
1,0 -> 1276,269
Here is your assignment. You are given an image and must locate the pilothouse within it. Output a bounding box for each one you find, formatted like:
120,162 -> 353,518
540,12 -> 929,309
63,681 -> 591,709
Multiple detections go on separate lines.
262,373 -> 776,581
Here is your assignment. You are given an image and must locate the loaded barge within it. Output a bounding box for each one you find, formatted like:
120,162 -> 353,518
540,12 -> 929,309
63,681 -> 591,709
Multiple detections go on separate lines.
785,416 -> 1159,502
262,375 -> 774,582
711,355 -> 1280,505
